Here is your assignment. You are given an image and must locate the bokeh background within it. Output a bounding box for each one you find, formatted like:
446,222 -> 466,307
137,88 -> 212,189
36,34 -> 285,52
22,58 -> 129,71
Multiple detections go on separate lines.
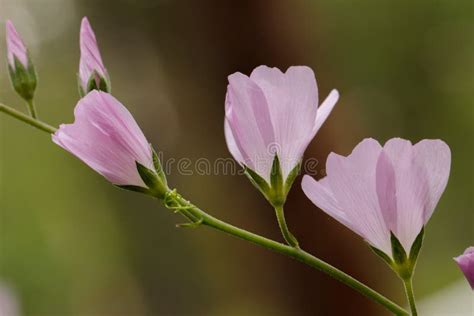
0,0 -> 472,315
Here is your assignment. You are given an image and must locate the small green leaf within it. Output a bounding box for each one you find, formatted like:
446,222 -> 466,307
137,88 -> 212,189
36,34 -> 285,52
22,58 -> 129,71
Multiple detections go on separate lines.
369,244 -> 393,267
244,166 -> 271,197
151,145 -> 167,186
284,162 -> 301,196
409,227 -> 424,263
390,232 -> 408,265
115,184 -> 149,194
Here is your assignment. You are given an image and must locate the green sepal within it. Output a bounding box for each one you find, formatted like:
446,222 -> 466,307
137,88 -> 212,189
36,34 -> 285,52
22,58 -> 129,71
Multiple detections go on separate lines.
98,73 -> 110,92
79,70 -> 111,97
77,73 -> 86,98
136,161 -> 159,187
369,228 -> 425,281
151,145 -> 167,186
8,54 -> 37,102
390,232 -> 408,266
136,161 -> 167,199
284,161 -> 301,196
269,155 -> 284,204
244,166 -> 271,198
115,184 -> 150,194
244,156 -> 301,207
369,244 -> 393,267
409,227 -> 424,264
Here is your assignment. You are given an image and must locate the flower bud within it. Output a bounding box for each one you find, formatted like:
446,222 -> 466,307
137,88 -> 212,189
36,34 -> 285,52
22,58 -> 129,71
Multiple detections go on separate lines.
454,247 -> 474,289
78,17 -> 110,97
6,20 -> 37,102
53,91 -> 168,198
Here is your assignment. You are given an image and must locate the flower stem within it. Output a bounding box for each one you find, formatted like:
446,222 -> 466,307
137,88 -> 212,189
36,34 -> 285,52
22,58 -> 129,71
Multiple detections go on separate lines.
26,98 -> 38,118
169,193 -> 408,316
0,103 -> 56,133
403,278 -> 417,316
0,107 -> 408,315
274,204 -> 299,248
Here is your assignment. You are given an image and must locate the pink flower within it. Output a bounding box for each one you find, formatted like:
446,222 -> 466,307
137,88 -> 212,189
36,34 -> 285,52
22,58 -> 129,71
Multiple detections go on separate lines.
53,91 -> 154,187
454,247 -> 474,290
5,20 -> 28,68
0,283 -> 19,316
225,65 -> 339,183
79,17 -> 110,94
302,138 -> 451,257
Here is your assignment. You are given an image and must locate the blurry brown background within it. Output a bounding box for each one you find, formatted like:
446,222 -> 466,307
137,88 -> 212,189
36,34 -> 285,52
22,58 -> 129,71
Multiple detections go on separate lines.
0,0 -> 472,315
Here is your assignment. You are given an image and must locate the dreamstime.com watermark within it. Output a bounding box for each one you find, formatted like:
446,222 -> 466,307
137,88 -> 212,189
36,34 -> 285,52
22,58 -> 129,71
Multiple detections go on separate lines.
156,143 -> 324,177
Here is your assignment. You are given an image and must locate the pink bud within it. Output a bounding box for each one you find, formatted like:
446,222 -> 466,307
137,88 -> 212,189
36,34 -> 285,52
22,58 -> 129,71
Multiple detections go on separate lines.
5,20 -> 28,68
79,17 -> 109,94
53,91 -> 154,187
302,138 -> 451,257
224,65 -> 339,183
454,247 -> 474,290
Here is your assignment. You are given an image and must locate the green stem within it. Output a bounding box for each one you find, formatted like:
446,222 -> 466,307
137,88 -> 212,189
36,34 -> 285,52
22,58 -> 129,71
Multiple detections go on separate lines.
274,204 -> 299,248
0,106 -> 408,315
169,193 -> 408,316
26,98 -> 38,119
0,103 -> 56,134
403,278 -> 417,316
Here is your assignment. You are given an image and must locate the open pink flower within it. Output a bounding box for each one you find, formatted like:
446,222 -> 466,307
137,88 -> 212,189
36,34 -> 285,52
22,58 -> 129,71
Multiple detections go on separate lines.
454,247 -> 474,289
53,91 -> 154,187
79,17 -> 110,94
225,66 -> 339,183
6,20 -> 28,68
302,138 -> 451,257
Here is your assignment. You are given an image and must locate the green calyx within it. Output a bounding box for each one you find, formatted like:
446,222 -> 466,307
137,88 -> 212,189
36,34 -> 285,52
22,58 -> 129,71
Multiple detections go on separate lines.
244,155 -> 301,208
78,70 -> 111,97
370,228 -> 425,280
8,54 -> 37,102
244,155 -> 301,247
117,145 -> 169,199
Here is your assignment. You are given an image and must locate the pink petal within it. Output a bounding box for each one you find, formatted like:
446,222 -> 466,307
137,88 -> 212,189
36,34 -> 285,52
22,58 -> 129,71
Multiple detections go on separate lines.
5,20 -> 28,68
224,117 -> 244,164
79,17 -> 108,90
412,139 -> 451,223
225,65 -> 338,182
454,247 -> 474,289
301,175 -> 361,235
313,89 -> 339,135
225,72 -> 275,181
0,284 -> 19,316
250,66 -> 319,179
382,138 -> 430,252
326,138 -> 392,255
375,151 -> 398,233
52,91 -> 153,186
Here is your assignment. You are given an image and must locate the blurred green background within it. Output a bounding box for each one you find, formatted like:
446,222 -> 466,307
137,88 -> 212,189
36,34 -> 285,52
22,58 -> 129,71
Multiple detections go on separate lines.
0,0 -> 472,315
